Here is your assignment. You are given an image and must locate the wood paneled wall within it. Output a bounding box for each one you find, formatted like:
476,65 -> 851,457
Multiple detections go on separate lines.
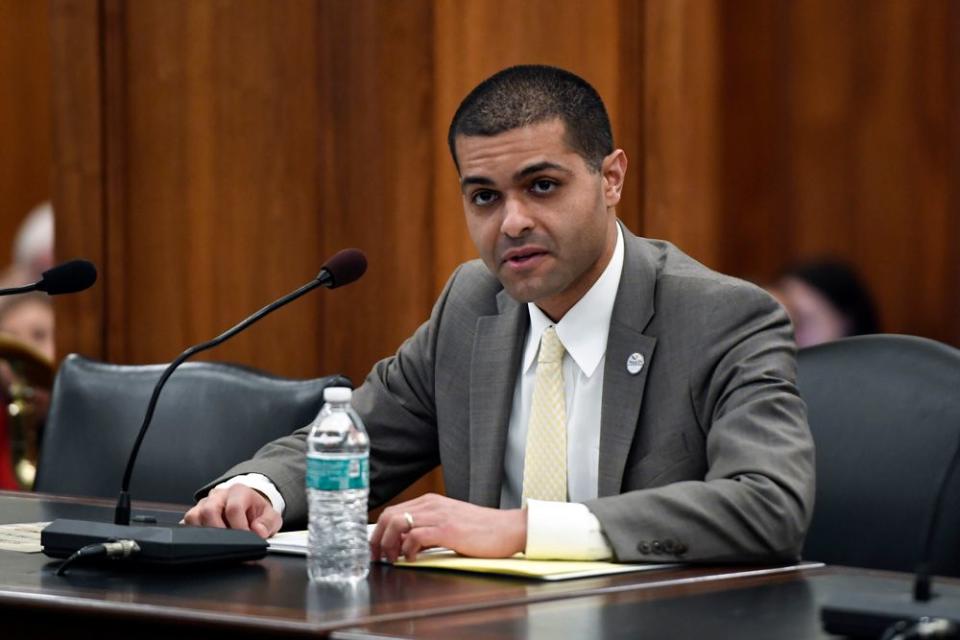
0,0 -> 51,265
47,1 -> 960,501
716,0 -> 960,344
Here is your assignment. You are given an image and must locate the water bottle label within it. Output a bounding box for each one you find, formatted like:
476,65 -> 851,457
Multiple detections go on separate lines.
306,455 -> 369,491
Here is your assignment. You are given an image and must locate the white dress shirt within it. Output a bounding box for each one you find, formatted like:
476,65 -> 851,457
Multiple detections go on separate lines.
224,225 -> 624,560
504,224 -> 623,560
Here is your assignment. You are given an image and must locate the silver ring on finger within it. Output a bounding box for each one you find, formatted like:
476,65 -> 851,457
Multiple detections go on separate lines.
403,511 -> 415,531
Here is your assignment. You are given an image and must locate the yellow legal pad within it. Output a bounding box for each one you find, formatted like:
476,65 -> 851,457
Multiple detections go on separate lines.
394,551 -> 677,581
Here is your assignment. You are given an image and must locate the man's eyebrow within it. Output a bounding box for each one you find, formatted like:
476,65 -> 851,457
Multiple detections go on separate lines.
460,175 -> 495,193
459,161 -> 573,193
513,161 -> 571,182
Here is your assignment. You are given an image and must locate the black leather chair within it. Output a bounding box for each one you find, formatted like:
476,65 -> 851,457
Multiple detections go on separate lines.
798,334 -> 960,575
35,354 -> 350,504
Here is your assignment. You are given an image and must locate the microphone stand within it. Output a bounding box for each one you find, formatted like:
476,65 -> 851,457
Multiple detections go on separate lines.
41,272 -> 339,568
116,278 -> 322,524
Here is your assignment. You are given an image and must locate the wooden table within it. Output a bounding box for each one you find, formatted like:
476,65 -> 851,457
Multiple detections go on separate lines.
333,568 -> 926,639
0,491 -> 936,639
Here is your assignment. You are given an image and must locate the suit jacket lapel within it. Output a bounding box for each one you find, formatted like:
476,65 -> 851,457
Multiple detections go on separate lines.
598,227 -> 659,497
468,289 -> 528,506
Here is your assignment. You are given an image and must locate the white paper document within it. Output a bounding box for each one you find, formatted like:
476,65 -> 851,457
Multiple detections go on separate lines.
0,521 -> 50,553
267,525 -> 675,581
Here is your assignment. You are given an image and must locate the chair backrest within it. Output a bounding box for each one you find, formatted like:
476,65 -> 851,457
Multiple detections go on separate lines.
798,334 -> 960,575
35,354 -> 351,504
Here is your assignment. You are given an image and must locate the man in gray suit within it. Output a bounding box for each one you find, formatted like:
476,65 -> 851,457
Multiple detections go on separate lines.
185,65 -> 814,564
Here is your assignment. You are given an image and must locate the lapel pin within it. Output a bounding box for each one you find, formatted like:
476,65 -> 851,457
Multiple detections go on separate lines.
626,352 -> 644,375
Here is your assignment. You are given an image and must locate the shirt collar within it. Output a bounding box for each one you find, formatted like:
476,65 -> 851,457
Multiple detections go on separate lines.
523,223 -> 625,377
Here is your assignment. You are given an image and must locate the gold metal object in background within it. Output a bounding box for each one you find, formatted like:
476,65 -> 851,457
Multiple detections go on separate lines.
0,336 -> 53,490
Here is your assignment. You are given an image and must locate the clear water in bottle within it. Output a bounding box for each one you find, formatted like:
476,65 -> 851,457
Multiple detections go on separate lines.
307,387 -> 370,583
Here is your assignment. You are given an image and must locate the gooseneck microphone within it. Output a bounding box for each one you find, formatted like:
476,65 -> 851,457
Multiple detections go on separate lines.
42,248 -> 367,570
0,259 -> 98,297
315,248 -> 368,289
115,248 -> 367,526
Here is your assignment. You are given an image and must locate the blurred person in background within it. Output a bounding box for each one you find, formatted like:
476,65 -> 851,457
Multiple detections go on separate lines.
0,200 -> 56,360
0,200 -> 56,359
0,292 -> 54,490
768,259 -> 879,349
0,293 -> 54,361
9,201 -> 55,283
0,203 -> 55,490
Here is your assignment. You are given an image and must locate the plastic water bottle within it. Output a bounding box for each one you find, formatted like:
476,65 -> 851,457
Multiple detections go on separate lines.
307,387 -> 370,583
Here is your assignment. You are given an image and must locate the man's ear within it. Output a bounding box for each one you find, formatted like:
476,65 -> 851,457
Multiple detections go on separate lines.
601,149 -> 627,207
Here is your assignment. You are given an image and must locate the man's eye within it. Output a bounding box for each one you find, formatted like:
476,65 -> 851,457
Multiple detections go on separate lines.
531,180 -> 557,194
471,190 -> 499,206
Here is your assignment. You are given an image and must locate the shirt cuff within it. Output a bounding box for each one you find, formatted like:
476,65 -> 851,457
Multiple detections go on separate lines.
214,473 -> 286,516
524,499 -> 613,560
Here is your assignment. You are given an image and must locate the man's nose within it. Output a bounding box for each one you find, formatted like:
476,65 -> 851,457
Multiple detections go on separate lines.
500,196 -> 534,238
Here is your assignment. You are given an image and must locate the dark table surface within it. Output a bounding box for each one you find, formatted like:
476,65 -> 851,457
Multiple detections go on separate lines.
0,491 -> 946,639
332,569 -> 942,639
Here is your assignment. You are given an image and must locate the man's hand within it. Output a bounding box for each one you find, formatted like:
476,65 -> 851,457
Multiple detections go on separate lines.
182,484 -> 282,539
369,493 -> 526,562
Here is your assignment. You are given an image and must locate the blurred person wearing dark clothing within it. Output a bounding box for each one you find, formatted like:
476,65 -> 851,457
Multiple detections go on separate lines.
769,260 -> 879,349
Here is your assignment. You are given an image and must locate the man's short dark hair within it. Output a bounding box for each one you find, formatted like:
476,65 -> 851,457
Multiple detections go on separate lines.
448,65 -> 614,173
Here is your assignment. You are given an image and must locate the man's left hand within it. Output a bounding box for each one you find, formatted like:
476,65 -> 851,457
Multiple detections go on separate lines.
369,493 -> 526,562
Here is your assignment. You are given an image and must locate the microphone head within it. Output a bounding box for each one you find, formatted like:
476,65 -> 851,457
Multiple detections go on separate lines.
318,249 -> 367,289
36,259 -> 98,295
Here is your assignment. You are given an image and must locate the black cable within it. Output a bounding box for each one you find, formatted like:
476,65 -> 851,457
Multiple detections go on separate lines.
0,284 -> 37,296
56,539 -> 141,576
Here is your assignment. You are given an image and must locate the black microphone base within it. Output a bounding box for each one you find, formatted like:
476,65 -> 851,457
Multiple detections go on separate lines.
822,588 -> 960,637
41,519 -> 268,567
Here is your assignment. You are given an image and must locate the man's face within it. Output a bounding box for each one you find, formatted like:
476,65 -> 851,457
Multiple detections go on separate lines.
455,119 -> 625,321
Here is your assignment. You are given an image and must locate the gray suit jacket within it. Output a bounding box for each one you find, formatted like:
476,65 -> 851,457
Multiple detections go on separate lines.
206,225 -> 815,563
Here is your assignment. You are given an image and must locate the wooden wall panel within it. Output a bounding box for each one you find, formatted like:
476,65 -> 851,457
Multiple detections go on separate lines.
714,0 -> 960,344
314,0 -> 435,385
832,0 -> 958,343
640,0 -> 721,267
0,0 -> 51,265
116,1 -> 324,377
50,0 -> 106,361
717,0 -> 791,281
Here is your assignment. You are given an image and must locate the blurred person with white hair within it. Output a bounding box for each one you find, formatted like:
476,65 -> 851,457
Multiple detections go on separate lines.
9,201 -> 54,283
0,201 -> 55,355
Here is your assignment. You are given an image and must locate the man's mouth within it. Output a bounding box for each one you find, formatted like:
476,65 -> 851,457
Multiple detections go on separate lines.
501,248 -> 549,270
507,252 -> 543,264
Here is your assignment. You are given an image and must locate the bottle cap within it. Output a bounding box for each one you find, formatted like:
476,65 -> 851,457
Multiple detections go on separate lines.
323,386 -> 352,403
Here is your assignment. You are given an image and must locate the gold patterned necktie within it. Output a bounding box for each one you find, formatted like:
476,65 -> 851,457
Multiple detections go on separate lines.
522,326 -> 567,505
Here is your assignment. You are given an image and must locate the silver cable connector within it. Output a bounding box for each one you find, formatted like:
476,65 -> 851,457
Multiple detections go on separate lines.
102,539 -> 140,558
